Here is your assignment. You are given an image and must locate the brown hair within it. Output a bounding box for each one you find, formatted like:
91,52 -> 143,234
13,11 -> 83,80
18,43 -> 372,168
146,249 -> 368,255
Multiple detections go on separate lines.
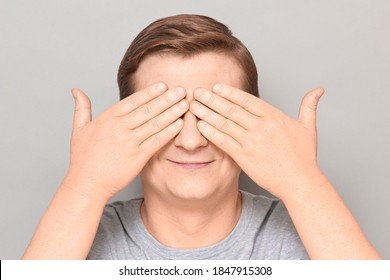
118,14 -> 259,100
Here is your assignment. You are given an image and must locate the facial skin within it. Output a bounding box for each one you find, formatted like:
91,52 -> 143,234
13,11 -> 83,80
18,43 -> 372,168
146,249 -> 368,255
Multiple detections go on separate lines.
133,52 -> 245,202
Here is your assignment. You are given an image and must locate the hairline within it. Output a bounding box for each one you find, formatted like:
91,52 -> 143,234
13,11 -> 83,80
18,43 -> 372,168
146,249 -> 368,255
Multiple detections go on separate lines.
130,49 -> 248,93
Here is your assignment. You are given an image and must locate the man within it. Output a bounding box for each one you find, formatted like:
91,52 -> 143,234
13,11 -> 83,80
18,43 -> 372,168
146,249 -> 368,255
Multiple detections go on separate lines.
23,14 -> 380,259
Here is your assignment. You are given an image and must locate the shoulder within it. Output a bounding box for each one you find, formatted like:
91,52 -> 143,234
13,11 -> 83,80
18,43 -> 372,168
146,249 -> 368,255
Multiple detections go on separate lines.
241,191 -> 308,259
241,191 -> 293,228
98,197 -> 143,234
87,197 -> 143,259
241,190 -> 283,216
103,198 -> 141,217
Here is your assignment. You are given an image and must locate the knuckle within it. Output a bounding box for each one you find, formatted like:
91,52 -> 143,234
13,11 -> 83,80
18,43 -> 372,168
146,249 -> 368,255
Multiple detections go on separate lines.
148,118 -> 161,130
208,92 -> 216,104
145,86 -> 155,99
125,96 -> 138,110
142,103 -> 152,116
131,129 -> 141,141
151,135 -> 161,146
263,117 -> 283,134
241,96 -> 254,109
220,118 -> 232,132
224,105 -> 236,118
216,133 -> 227,147
274,114 -> 286,126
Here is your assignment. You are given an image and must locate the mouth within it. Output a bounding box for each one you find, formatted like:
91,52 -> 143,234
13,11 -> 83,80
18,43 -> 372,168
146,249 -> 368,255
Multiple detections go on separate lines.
167,159 -> 215,170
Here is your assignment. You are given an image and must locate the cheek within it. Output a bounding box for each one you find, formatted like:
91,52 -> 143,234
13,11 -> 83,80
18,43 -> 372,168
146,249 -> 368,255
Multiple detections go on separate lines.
220,155 -> 241,178
141,153 -> 181,186
140,156 -> 162,184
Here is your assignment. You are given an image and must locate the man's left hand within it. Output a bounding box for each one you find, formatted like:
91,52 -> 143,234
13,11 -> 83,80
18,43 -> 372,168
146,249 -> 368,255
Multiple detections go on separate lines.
190,84 -> 325,199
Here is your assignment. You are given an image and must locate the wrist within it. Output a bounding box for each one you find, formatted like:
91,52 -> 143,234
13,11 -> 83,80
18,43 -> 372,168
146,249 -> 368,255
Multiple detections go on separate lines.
60,173 -> 112,205
276,167 -> 330,204
22,175 -> 110,259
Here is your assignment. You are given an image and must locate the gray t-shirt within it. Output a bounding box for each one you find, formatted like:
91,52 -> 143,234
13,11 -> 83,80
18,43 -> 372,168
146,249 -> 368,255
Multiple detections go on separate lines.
87,191 -> 308,259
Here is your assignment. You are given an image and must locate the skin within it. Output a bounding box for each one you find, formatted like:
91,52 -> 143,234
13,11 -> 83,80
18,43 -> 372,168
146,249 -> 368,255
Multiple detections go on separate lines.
22,83 -> 188,259
134,53 -> 244,248
22,52 -> 381,259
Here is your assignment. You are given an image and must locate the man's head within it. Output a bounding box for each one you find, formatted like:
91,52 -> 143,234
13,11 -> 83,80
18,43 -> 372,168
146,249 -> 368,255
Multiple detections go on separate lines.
118,14 -> 259,99
118,15 -> 259,202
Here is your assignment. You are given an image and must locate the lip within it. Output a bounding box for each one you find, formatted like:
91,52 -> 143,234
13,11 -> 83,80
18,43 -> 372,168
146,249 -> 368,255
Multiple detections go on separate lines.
167,160 -> 215,169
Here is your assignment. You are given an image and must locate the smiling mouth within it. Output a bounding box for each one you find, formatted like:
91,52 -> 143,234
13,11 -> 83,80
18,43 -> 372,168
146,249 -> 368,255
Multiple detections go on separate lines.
167,160 -> 215,169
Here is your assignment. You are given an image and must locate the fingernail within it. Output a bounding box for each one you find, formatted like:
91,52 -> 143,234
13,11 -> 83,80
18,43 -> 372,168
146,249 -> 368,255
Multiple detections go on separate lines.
156,83 -> 167,92
317,88 -> 325,99
175,87 -> 185,97
71,90 -> 78,105
178,100 -> 188,109
197,121 -> 206,130
213,84 -> 223,93
190,101 -> 200,111
194,88 -> 205,99
175,118 -> 184,127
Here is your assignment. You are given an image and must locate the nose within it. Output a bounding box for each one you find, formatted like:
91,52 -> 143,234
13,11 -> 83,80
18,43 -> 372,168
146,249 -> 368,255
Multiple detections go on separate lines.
174,110 -> 208,151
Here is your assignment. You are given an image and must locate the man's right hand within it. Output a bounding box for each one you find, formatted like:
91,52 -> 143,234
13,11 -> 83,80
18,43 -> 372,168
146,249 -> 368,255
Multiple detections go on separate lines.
63,83 -> 188,202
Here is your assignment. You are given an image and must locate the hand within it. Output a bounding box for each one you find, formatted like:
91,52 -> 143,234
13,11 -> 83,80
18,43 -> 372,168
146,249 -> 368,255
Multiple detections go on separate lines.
63,83 -> 188,201
190,84 -> 324,199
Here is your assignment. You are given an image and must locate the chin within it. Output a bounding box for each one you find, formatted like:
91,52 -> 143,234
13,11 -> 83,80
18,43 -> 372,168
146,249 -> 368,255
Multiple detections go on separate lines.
141,160 -> 240,201
166,178 -> 219,201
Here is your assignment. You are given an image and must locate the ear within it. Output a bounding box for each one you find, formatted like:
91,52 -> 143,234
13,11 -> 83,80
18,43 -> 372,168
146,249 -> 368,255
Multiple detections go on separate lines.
71,88 -> 92,132
298,88 -> 325,130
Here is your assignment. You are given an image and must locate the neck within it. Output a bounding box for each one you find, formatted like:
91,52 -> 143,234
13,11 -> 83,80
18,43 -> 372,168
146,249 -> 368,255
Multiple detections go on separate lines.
140,189 -> 242,249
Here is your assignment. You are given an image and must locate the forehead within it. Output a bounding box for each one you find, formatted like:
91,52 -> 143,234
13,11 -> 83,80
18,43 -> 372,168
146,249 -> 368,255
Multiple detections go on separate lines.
133,52 -> 244,93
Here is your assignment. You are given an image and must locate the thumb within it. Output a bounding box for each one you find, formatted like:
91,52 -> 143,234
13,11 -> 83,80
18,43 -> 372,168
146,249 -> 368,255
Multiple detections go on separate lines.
298,88 -> 324,130
71,88 -> 92,131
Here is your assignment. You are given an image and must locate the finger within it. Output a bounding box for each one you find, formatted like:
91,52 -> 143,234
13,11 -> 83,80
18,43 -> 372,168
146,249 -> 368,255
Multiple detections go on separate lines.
298,88 -> 325,130
193,88 -> 255,129
190,100 -> 247,143
71,88 -> 92,131
133,99 -> 188,141
197,120 -> 241,156
212,84 -> 274,116
125,87 -> 186,129
140,118 -> 183,153
111,82 -> 168,116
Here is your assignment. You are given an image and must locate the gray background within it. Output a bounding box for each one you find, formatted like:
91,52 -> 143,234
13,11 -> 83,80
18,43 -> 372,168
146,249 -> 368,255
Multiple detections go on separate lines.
1,0 -> 389,259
